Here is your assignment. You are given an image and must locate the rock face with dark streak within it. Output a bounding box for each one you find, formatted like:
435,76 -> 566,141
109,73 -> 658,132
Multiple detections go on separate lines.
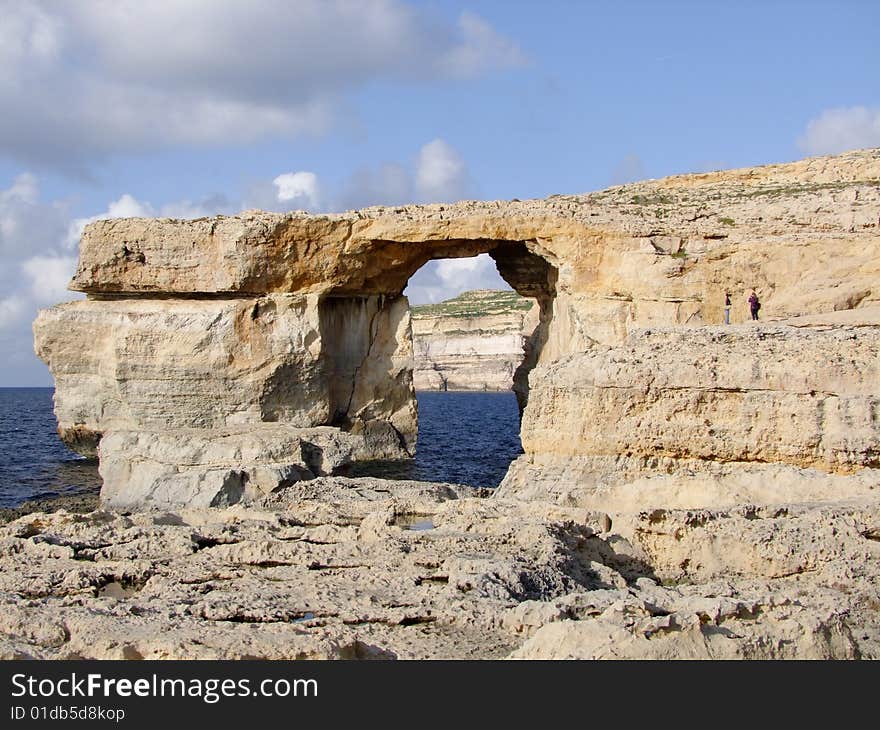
34,294 -> 416,505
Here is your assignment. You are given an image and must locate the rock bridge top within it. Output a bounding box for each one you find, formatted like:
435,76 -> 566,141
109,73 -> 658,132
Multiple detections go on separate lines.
69,148 -> 880,323
71,203 -> 576,300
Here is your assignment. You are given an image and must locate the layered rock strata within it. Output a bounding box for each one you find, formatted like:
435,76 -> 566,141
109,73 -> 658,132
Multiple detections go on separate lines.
35,294 -> 416,506
411,290 -> 536,391
33,148 -> 880,509
498,319 -> 880,504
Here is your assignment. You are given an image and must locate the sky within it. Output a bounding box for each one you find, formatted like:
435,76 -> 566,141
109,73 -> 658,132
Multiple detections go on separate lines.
1,0 -> 879,385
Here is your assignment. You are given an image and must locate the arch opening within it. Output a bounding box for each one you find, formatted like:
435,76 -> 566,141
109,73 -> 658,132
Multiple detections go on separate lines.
334,240 -> 559,488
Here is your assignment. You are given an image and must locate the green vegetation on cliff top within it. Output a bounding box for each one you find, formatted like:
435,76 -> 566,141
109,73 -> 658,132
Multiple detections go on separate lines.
411,289 -> 532,319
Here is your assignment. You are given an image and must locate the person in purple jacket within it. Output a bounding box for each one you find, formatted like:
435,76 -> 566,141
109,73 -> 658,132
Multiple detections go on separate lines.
748,290 -> 760,320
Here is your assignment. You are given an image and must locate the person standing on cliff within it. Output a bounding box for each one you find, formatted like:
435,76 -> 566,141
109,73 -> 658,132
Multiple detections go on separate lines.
748,290 -> 760,320
724,292 -> 731,324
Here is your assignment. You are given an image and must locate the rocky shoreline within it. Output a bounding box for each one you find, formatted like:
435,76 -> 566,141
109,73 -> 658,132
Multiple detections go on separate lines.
1,474 -> 876,659
9,148 -> 880,659
0,491 -> 99,523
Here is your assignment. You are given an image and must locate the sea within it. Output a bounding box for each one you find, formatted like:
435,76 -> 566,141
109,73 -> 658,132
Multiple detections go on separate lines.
0,388 -> 523,508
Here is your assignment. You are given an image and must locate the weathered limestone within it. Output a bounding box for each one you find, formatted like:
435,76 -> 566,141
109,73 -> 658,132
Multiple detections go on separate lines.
35,294 -> 415,505
1,477 -> 877,659
33,148 -> 880,511
97,426 -> 402,510
412,290 -> 537,391
499,322 -> 880,504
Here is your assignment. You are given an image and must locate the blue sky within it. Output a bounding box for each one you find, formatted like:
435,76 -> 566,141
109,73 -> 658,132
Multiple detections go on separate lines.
1,0 -> 878,385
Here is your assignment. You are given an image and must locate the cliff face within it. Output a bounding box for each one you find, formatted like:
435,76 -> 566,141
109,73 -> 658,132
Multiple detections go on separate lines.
32,148 -> 880,510
411,290 -> 536,391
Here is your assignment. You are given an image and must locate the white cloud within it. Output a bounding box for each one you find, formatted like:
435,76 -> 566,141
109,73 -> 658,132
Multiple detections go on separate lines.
415,138 -> 470,202
0,172 -> 82,383
798,107 -> 880,156
435,256 -> 485,284
22,255 -> 78,304
1,173 -> 69,260
0,1 -> 525,168
0,172 -> 39,205
0,296 -> 26,329
404,253 -> 510,305
0,2 -> 61,70
106,194 -> 152,219
437,11 -> 528,78
273,172 -> 321,210
338,163 -> 413,211
328,138 -> 472,210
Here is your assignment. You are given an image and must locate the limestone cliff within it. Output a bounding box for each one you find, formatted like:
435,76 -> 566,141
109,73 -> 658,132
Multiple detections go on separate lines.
411,290 -> 536,391
33,147 -> 880,509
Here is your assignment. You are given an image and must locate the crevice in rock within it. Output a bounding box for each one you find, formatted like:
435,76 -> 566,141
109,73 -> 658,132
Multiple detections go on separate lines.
191,534 -> 242,551
342,297 -> 384,420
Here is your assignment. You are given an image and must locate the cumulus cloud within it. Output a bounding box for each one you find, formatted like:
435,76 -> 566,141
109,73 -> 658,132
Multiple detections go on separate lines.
337,164 -> 413,211
0,296 -> 26,330
273,172 -> 321,210
415,139 -> 471,203
404,253 -> 510,305
21,255 -> 79,303
0,173 -> 81,383
798,107 -> 880,156
0,1 -> 525,168
329,138 -> 472,210
436,11 -> 528,77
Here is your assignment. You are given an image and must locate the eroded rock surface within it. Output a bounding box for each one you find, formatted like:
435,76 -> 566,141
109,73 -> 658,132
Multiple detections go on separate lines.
499,321 -> 880,504
1,477 -> 877,660
35,294 -> 415,505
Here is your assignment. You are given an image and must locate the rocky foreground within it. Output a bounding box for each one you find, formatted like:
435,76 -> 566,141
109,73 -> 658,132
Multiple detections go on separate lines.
1,476 -> 877,659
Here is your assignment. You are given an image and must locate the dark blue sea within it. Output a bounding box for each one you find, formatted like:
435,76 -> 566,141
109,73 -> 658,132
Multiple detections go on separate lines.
0,388 -> 522,507
351,390 -> 524,487
0,388 -> 102,508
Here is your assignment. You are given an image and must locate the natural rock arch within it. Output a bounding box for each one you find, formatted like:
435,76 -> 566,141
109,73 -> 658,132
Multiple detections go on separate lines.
34,150 -> 880,509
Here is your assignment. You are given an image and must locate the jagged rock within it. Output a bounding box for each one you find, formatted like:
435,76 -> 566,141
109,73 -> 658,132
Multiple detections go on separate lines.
0,477 -> 877,660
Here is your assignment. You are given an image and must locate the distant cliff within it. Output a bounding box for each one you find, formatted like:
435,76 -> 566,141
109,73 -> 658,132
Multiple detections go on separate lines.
411,290 -> 537,391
